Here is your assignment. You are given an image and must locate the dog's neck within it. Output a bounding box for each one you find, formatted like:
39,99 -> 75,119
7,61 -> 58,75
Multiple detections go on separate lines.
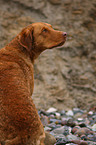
5,36 -> 38,64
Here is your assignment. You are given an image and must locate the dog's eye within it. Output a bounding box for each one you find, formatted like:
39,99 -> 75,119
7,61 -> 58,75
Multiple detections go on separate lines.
42,29 -> 48,33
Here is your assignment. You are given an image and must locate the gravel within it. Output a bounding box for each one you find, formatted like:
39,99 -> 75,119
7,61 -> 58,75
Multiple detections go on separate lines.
39,107 -> 96,145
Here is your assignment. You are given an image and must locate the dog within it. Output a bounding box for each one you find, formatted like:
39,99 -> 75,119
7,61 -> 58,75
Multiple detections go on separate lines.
0,22 -> 66,145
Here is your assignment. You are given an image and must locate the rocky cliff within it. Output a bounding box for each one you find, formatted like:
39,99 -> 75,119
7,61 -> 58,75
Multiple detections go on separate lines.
0,0 -> 96,110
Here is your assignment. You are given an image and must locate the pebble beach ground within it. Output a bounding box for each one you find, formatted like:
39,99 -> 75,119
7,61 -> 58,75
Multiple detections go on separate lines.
39,107 -> 96,145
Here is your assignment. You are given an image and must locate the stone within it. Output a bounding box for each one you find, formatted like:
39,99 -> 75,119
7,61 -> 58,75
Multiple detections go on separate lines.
80,134 -> 87,140
78,122 -> 86,127
66,134 -> 79,141
47,122 -> 57,129
92,115 -> 96,120
52,126 -> 64,134
87,141 -> 96,145
50,119 -> 61,124
54,134 -> 66,139
71,140 -> 81,144
41,115 -> 49,126
67,119 -> 76,127
50,114 -> 55,118
75,127 -> 92,136
74,113 -> 84,118
77,118 -> 84,122
46,107 -> 57,113
87,134 -> 96,142
73,108 -> 84,114
66,110 -> 74,116
71,140 -> 88,145
61,117 -> 68,125
60,110 -> 66,116
72,126 -> 81,134
88,111 -> 94,116
79,141 -> 88,145
38,110 -> 50,116
44,131 -> 56,145
44,126 -> 52,131
63,126 -> 71,136
91,124 -> 96,131
55,112 -> 61,119
55,137 -> 69,145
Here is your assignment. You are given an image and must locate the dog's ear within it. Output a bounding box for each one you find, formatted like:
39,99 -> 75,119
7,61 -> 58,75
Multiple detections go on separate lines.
18,27 -> 34,52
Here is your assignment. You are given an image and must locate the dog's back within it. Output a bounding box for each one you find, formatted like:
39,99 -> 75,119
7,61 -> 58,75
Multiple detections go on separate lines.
0,22 -> 66,145
0,48 -> 45,145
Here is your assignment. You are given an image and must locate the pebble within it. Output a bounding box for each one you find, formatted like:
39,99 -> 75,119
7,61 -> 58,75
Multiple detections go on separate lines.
77,118 -> 84,122
40,114 -> 49,126
44,126 -> 52,131
91,124 -> 96,131
78,122 -> 87,127
46,107 -> 57,113
61,110 -> 66,116
74,113 -> 84,118
67,119 -> 76,127
52,126 -> 65,134
73,108 -> 84,114
50,118 -> 61,124
66,110 -> 74,116
63,126 -> 72,136
55,112 -> 61,119
87,134 -> 96,142
72,126 -> 81,134
88,111 -> 94,116
39,107 -> 96,145
87,141 -> 96,145
75,127 -> 92,136
54,134 -> 66,139
44,131 -> 56,145
66,134 -> 79,141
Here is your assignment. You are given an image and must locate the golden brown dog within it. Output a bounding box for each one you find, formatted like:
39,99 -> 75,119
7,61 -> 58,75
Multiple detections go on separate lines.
0,22 -> 66,145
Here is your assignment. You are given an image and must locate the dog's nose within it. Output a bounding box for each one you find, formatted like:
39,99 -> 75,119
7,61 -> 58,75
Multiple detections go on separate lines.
63,32 -> 67,37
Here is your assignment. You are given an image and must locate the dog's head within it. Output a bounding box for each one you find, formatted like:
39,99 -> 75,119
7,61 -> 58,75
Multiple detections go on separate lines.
19,22 -> 66,59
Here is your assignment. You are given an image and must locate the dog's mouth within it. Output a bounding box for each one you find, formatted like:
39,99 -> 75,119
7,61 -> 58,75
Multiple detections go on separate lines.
49,40 -> 66,49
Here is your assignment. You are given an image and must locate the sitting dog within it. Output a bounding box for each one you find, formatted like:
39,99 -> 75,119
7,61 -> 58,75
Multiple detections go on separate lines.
0,22 -> 66,145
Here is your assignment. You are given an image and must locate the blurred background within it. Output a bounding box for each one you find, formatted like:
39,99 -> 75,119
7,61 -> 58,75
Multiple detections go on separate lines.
0,0 -> 96,110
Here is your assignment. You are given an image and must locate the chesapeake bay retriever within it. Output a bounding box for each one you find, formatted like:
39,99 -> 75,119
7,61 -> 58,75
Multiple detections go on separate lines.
0,22 -> 66,145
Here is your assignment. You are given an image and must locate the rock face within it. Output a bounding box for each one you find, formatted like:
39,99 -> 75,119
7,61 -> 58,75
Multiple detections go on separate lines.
0,0 -> 96,110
